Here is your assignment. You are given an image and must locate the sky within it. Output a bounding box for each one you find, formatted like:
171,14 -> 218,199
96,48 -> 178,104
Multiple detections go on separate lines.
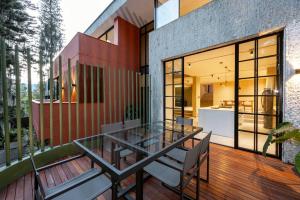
27,0 -> 113,83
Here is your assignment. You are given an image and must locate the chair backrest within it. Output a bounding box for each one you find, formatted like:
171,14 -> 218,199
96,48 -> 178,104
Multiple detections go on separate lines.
176,116 -> 193,126
101,122 -> 123,133
183,131 -> 212,174
199,131 -> 212,156
30,155 -> 46,197
124,119 -> 141,129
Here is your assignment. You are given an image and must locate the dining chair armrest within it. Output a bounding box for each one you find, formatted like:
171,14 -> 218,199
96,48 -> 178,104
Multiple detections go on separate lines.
45,169 -> 105,200
156,157 -> 183,172
37,154 -> 85,172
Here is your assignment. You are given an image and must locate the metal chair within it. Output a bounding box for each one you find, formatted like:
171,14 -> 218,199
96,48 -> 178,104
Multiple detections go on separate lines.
30,155 -> 112,200
176,116 -> 193,126
144,132 -> 212,200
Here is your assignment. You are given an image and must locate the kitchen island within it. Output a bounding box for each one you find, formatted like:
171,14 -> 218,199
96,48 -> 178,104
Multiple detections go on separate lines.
198,107 -> 234,140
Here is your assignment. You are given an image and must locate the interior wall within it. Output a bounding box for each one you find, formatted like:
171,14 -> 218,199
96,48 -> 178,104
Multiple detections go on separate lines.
213,81 -> 235,106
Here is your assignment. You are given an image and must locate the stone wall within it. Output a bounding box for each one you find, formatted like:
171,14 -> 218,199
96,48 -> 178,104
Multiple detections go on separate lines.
149,0 -> 300,162
283,20 -> 300,163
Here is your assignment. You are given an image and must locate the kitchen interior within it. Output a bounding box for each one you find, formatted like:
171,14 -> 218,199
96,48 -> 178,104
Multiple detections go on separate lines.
167,36 -> 278,154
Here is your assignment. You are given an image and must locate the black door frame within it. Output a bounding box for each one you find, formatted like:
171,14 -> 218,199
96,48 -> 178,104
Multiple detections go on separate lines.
234,31 -> 283,158
163,31 -> 283,158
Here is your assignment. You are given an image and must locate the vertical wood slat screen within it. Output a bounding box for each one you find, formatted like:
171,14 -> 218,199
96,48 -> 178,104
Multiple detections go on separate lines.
119,69 -> 122,122
39,51 -> 45,151
103,67 -> 106,125
1,39 -> 10,165
91,65 -> 94,136
68,59 -> 72,143
27,49 -> 33,154
76,61 -> 80,139
84,64 -> 87,137
14,45 -> 22,160
97,66 -> 101,133
49,54 -> 54,147
113,68 -> 117,123
0,39 -> 148,167
59,56 -> 63,145
108,67 -> 112,124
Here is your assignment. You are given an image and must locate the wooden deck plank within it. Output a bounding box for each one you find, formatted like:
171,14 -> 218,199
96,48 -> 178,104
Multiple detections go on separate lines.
15,176 -> 24,200
0,187 -> 7,200
5,181 -> 16,200
3,144 -> 300,200
23,173 -> 33,200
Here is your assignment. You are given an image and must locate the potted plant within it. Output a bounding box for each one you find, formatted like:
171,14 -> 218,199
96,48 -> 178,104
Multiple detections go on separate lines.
263,122 -> 300,175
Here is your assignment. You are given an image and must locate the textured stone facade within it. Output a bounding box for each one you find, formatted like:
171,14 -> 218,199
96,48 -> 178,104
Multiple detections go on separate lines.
149,0 -> 300,163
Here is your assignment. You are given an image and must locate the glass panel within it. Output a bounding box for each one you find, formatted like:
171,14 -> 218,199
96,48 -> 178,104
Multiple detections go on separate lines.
99,35 -> 106,42
173,72 -> 182,84
239,41 -> 255,61
257,134 -> 276,155
239,60 -> 254,78
173,59 -> 182,72
180,0 -> 211,16
165,108 -> 173,119
174,107 -> 182,118
165,61 -> 173,73
257,115 -> 276,134
107,28 -> 114,43
238,131 -> 254,150
146,34 -> 149,65
238,96 -> 254,113
165,73 -> 173,85
146,21 -> 154,32
258,35 -> 277,57
165,85 -> 173,96
156,0 -> 179,28
257,96 -> 276,115
258,77 -> 277,95
140,34 -> 146,66
165,97 -> 174,108
258,56 -> 277,76
174,85 -> 182,97
239,78 -> 255,96
238,114 -> 255,132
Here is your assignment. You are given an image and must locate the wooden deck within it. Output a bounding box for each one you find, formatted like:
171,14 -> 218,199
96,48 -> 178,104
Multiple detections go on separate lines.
1,143 -> 300,200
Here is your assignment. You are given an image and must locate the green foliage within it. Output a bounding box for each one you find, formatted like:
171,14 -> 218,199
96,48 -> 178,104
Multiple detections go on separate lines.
263,122 -> 300,175
39,0 -> 64,64
296,152 -> 300,174
0,0 -> 37,53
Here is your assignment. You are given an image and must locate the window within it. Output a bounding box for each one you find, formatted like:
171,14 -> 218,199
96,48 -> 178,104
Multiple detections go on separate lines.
155,0 -> 212,28
99,26 -> 114,44
140,21 -> 154,70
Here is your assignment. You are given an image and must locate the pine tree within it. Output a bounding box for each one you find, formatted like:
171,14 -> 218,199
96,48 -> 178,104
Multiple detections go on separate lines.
0,0 -> 37,52
39,0 -> 64,64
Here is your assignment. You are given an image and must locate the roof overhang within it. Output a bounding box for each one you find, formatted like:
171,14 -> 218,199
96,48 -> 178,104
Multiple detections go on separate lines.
85,0 -> 154,38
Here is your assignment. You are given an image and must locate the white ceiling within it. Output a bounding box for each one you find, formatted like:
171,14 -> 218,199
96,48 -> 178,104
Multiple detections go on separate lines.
184,38 -> 277,84
91,0 -> 154,38
180,0 -> 212,16
184,45 -> 235,84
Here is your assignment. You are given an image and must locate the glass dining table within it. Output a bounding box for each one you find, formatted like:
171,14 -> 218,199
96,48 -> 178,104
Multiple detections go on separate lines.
74,121 -> 203,200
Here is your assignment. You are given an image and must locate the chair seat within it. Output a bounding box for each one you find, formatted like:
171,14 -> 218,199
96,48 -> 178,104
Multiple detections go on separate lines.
144,161 -> 181,188
165,147 -> 187,163
193,132 -> 208,140
46,168 -> 112,200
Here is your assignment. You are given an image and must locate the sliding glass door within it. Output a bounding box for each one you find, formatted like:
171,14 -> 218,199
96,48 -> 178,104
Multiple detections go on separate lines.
236,33 -> 282,156
164,59 -> 183,123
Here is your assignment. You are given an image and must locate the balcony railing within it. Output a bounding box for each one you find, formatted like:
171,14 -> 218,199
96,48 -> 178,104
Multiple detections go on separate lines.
0,38 -> 151,185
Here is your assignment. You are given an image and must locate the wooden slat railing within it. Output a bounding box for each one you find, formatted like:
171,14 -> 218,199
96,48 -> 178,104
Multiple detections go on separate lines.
0,38 -> 151,168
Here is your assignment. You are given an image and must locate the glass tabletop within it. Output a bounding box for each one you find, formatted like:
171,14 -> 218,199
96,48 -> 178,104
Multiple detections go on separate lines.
74,121 -> 202,175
